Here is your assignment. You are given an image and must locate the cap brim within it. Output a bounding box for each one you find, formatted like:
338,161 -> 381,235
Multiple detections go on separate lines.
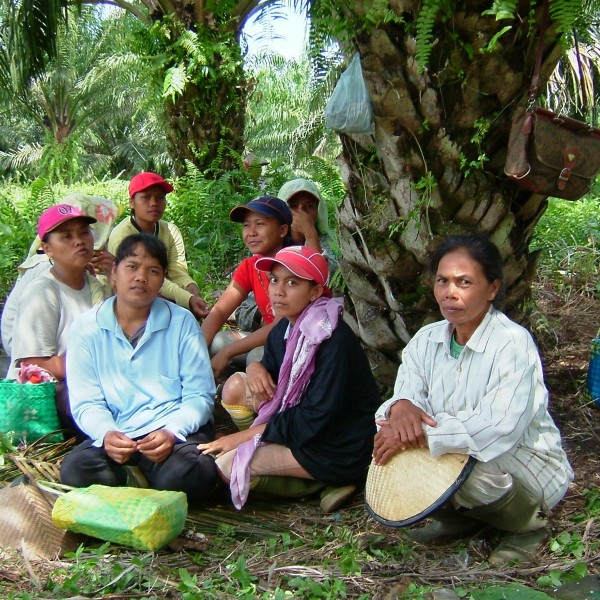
45,215 -> 97,236
229,205 -> 250,222
365,448 -> 475,527
255,256 -> 315,282
229,204 -> 277,223
129,180 -> 173,197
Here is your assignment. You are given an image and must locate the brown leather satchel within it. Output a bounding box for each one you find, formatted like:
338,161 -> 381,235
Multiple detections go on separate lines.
505,106 -> 600,200
504,3 -> 600,201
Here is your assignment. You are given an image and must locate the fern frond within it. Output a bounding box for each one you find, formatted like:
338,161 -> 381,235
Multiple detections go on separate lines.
549,0 -> 584,36
481,0 -> 519,20
415,0 -> 445,71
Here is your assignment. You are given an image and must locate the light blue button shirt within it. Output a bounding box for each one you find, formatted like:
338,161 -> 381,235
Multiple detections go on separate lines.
67,297 -> 215,446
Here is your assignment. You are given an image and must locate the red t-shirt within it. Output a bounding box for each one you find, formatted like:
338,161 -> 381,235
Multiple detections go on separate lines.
232,256 -> 274,324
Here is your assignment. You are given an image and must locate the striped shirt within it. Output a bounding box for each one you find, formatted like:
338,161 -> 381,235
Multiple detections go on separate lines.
376,307 -> 573,510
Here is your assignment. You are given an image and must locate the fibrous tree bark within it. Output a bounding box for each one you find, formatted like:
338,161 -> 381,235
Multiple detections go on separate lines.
329,0 -> 564,386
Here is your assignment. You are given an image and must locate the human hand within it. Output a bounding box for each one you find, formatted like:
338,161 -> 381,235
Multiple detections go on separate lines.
246,361 -> 277,405
189,295 -> 211,319
136,429 -> 176,463
103,431 -> 138,464
290,209 -> 317,245
372,400 -> 437,465
198,430 -> 252,458
90,250 -> 115,275
211,350 -> 232,379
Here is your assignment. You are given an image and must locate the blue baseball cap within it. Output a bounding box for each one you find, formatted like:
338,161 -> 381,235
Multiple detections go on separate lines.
229,195 -> 292,227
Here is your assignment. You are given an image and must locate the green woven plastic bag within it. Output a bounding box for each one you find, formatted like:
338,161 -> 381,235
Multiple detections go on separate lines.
52,485 -> 188,551
0,380 -> 62,442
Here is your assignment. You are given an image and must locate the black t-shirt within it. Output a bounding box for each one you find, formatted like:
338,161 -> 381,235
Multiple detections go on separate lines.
261,318 -> 381,486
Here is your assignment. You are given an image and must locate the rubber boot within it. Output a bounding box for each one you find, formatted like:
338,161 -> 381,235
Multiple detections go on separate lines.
222,402 -> 256,431
463,479 -> 548,564
123,465 -> 149,488
488,528 -> 549,565
250,476 -> 325,499
408,504 -> 481,544
320,485 -> 357,513
465,478 -> 546,532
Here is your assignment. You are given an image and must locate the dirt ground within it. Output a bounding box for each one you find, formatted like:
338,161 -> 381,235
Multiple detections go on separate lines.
530,286 -> 600,526
0,285 -> 598,598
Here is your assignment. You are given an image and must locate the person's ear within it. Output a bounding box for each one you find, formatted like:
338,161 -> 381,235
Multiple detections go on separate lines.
488,279 -> 501,301
310,284 -> 324,302
41,241 -> 53,259
279,224 -> 289,238
110,264 -> 118,288
128,196 -> 135,211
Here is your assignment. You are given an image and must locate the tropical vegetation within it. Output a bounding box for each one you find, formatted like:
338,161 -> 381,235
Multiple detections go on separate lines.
0,2 -> 598,598
2,0 -> 600,384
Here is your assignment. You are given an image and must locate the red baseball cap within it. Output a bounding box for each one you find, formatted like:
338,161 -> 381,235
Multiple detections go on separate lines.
38,204 -> 97,240
128,172 -> 174,198
255,245 -> 329,286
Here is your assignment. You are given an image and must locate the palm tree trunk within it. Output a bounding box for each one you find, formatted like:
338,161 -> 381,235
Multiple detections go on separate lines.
335,2 -> 563,386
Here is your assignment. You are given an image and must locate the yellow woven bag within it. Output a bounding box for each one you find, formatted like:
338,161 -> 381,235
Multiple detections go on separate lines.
52,485 -> 187,551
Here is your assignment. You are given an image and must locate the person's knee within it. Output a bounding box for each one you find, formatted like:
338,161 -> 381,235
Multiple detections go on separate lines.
221,373 -> 248,407
209,330 -> 242,358
60,448 -> 122,487
150,447 -> 219,498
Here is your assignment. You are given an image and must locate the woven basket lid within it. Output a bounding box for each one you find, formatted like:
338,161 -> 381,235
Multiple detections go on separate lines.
365,448 -> 475,527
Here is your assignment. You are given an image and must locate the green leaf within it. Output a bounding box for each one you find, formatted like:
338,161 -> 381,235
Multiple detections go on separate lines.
471,583 -> 554,599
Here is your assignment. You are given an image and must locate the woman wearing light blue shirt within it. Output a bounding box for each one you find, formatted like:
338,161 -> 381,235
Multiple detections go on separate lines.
60,234 -> 218,499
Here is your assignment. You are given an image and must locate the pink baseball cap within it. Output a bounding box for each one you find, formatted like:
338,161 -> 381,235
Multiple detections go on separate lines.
129,172 -> 174,198
255,245 -> 329,286
38,204 -> 97,240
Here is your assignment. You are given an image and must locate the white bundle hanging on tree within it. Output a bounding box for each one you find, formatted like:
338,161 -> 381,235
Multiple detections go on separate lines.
324,53 -> 374,134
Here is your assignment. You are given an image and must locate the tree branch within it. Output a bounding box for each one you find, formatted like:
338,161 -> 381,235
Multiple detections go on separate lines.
78,0 -> 151,24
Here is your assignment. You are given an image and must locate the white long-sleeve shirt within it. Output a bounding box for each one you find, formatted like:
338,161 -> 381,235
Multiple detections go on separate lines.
376,306 -> 573,510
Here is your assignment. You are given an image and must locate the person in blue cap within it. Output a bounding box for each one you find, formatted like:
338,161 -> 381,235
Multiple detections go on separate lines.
201,195 -> 294,380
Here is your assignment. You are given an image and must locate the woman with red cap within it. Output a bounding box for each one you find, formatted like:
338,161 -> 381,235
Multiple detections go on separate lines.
8,204 -> 112,433
107,172 -> 210,319
199,246 -> 380,513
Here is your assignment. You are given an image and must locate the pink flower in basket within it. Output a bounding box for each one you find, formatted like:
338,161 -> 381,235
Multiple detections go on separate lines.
17,363 -> 57,384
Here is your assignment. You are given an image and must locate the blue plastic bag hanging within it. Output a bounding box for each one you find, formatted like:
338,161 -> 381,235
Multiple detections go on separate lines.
324,53 -> 374,134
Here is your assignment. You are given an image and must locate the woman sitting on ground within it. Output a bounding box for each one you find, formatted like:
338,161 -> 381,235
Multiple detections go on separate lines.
199,246 -> 381,513
373,234 -> 573,564
7,204 -> 112,434
60,234 -> 218,499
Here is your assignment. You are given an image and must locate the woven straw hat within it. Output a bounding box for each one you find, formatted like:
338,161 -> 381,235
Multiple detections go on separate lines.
365,448 -> 475,527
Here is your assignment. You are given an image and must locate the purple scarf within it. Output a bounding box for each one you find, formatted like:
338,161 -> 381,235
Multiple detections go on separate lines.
230,296 -> 344,509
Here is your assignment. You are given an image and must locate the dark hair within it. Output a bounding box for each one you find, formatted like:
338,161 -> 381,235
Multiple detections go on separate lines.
114,233 -> 168,272
428,234 -> 505,305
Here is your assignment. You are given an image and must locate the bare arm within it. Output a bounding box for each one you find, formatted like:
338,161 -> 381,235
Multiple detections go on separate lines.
198,423 -> 267,458
201,281 -> 247,347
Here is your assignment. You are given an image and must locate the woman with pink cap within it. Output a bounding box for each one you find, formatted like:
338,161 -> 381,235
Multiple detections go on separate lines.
198,245 -> 380,513
7,204 -> 112,433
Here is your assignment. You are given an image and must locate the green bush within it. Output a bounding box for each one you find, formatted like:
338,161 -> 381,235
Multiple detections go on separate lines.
532,196 -> 600,297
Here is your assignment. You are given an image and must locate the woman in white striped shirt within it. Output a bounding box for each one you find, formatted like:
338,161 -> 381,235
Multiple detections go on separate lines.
373,234 -> 573,564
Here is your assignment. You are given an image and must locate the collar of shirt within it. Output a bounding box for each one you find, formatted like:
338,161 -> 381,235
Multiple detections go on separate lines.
96,296 -> 172,336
